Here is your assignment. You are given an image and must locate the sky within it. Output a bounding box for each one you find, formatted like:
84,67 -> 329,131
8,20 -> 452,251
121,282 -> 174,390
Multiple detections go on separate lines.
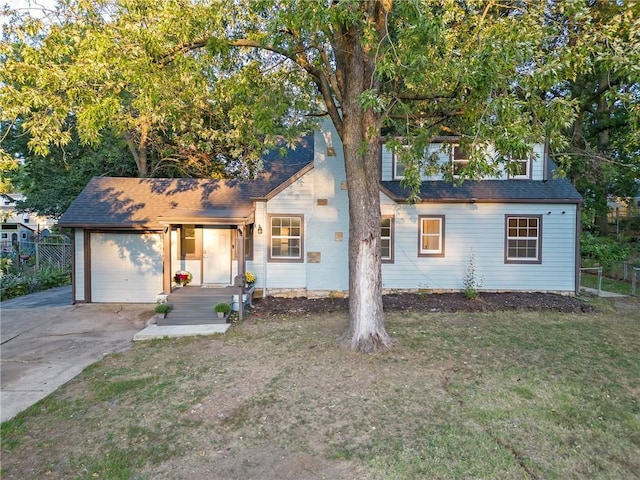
2,0 -> 57,25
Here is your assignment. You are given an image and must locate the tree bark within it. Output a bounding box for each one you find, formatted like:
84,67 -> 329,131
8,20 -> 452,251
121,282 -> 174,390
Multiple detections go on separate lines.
334,2 -> 393,352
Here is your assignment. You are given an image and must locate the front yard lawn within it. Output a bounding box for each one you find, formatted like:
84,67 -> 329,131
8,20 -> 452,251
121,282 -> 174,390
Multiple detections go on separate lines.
2,297 -> 639,479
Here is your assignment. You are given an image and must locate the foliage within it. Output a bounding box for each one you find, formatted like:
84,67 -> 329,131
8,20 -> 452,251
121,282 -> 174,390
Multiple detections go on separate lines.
543,1 -> 640,234
0,266 -> 70,301
580,232 -> 630,269
0,1 -> 314,178
3,0 -> 637,350
462,249 -> 482,300
2,119 -> 137,218
154,303 -> 171,315
214,302 -> 231,314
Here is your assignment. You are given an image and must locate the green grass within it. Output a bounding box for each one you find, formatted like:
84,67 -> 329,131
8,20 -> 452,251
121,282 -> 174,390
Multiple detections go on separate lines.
2,298 -> 639,480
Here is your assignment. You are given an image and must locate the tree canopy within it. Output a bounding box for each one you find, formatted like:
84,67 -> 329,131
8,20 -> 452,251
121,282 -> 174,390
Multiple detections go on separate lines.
2,0 -> 638,351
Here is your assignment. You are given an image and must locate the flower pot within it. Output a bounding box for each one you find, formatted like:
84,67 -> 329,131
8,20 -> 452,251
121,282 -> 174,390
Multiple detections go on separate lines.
217,312 -> 224,319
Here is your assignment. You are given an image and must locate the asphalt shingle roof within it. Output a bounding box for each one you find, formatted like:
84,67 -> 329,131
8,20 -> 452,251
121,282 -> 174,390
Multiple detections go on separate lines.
58,135 -> 314,229
381,171 -> 582,204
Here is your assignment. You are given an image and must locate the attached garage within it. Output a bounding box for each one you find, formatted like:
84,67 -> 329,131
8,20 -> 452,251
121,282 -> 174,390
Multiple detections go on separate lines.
89,232 -> 163,303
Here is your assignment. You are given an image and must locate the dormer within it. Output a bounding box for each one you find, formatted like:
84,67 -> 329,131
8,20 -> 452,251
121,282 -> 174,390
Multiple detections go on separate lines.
381,140 -> 546,182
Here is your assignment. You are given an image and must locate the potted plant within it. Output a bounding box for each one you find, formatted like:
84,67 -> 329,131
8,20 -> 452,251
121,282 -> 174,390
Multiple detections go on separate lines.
214,302 -> 231,319
173,270 -> 192,286
155,302 -> 171,319
245,271 -> 256,287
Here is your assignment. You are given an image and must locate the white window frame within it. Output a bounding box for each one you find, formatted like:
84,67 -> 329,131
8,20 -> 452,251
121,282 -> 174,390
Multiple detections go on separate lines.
418,215 -> 445,257
509,158 -> 531,179
268,215 -> 304,262
392,147 -> 410,180
505,215 -> 542,263
381,216 -> 394,263
451,144 -> 469,177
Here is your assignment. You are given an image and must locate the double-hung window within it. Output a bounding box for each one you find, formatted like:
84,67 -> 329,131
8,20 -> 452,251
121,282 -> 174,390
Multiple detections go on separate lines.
451,144 -> 469,177
505,215 -> 542,263
418,215 -> 445,257
392,148 -> 409,179
269,215 -> 303,262
381,216 -> 394,263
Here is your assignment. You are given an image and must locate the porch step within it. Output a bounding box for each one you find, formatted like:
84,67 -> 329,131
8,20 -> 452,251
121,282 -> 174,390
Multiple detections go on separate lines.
159,286 -> 234,326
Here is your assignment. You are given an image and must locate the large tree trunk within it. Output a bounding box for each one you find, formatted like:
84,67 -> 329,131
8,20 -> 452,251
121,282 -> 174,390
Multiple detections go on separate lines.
333,2 -> 393,352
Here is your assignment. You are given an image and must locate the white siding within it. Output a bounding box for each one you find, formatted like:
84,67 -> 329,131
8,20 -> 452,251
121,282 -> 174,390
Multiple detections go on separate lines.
74,229 -> 85,302
257,122 -> 575,296
530,144 -> 545,180
381,147 -> 394,181
382,202 -> 577,293
258,122 -> 350,295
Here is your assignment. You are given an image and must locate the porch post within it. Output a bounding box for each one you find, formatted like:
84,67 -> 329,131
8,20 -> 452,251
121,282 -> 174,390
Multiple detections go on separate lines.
236,227 -> 245,321
163,224 -> 172,295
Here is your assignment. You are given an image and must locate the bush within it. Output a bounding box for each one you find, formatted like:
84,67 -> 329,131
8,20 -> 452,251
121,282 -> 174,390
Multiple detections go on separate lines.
0,268 -> 71,301
155,303 -> 171,314
214,302 -> 231,314
580,233 -> 629,269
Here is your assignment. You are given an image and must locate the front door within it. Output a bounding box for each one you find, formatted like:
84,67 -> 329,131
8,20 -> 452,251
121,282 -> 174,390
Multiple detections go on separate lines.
202,227 -> 232,285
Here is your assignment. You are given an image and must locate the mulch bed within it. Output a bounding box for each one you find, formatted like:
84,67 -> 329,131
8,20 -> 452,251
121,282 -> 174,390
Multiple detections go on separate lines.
252,292 -> 595,315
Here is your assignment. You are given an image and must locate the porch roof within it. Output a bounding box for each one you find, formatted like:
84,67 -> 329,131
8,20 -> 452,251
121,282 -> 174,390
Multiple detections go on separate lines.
58,136 -> 314,230
157,207 -> 255,226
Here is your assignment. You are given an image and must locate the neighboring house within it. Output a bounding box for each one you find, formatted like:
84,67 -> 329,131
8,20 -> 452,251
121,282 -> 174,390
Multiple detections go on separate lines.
608,194 -> 640,222
1,193 -> 55,255
58,121 -> 582,303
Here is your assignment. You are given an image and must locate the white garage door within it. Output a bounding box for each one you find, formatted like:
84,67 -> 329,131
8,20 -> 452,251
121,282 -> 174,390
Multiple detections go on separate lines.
90,232 -> 163,303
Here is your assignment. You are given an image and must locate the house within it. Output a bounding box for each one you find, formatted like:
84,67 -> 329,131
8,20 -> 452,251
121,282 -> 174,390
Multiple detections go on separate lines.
58,121 -> 582,304
1,193 -> 56,256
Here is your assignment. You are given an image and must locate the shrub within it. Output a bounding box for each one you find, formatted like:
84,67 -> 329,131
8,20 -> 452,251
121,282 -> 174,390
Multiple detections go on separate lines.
0,267 -> 71,301
155,303 -> 171,314
580,233 -> 629,269
214,302 -> 231,314
463,249 -> 482,300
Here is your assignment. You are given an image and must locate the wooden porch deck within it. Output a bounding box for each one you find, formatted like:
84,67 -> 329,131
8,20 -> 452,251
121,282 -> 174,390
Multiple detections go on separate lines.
158,285 -> 237,326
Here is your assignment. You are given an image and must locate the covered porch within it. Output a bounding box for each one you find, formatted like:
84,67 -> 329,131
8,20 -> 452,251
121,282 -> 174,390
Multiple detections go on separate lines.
158,207 -> 255,321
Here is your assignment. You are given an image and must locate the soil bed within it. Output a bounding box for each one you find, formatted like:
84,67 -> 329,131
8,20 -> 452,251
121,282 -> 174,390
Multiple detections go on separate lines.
252,292 -> 594,316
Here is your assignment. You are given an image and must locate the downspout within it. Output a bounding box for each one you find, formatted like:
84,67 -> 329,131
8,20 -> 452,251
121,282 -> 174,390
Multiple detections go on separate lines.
575,203 -> 582,296
236,226 -> 245,321
70,228 -> 76,305
262,202 -> 268,298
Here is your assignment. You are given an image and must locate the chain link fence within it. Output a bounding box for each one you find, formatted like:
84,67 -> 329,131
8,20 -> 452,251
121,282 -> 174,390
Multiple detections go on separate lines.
580,262 -> 640,296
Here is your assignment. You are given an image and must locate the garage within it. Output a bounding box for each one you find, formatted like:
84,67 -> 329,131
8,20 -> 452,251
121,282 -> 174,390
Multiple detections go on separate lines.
90,232 -> 163,303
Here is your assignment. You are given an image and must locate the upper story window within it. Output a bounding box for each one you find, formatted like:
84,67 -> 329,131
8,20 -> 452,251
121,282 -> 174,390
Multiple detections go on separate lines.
269,215 -> 303,262
418,215 -> 445,257
381,216 -> 394,263
509,158 -> 531,179
451,144 -> 469,177
505,215 -> 542,263
392,147 -> 410,180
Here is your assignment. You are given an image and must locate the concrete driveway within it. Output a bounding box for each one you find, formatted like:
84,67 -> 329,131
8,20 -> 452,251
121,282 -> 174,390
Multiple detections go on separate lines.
1,286 -> 153,422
